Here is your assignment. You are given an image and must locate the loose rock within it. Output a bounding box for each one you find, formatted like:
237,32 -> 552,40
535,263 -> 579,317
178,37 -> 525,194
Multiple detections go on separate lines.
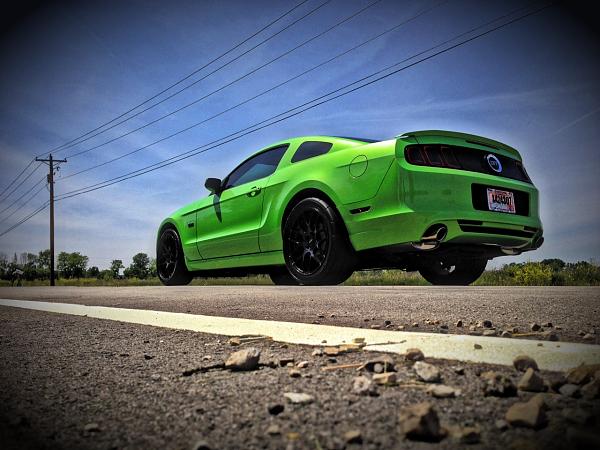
500,331 -> 512,338
427,384 -> 458,398
566,364 -> 600,385
267,404 -> 284,415
283,392 -> 314,405
482,330 -> 496,337
373,372 -> 397,385
414,361 -> 441,383
289,369 -> 301,378
228,337 -> 241,346
530,322 -> 541,331
455,320 -> 463,327
478,320 -> 493,328
581,377 -> 600,399
398,402 -> 444,442
344,430 -> 363,444
84,423 -> 101,433
518,368 -> 546,392
312,349 -> 323,357
278,356 -> 295,367
582,333 -> 595,341
559,383 -> 580,397
266,424 -> 281,435
481,371 -> 517,397
495,419 -> 509,431
225,347 -> 260,371
505,398 -> 547,429
513,355 -> 538,372
352,376 -> 378,396
405,348 -> 425,361
297,361 -> 310,369
543,330 -> 560,341
359,355 -> 396,373
452,426 -> 480,444
473,343 -> 482,350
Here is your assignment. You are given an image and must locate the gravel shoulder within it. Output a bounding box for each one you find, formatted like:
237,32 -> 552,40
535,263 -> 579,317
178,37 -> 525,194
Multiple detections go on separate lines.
1,307 -> 599,450
0,286 -> 598,344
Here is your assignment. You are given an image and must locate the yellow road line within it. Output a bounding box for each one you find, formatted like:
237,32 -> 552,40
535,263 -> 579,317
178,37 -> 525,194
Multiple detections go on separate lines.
1,298 -> 598,371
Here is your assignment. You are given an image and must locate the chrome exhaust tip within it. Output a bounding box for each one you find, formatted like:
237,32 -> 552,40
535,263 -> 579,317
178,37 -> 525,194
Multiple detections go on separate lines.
411,225 -> 448,251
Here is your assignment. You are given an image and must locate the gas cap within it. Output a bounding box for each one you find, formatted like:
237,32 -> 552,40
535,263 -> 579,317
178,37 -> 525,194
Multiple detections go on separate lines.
349,154 -> 368,177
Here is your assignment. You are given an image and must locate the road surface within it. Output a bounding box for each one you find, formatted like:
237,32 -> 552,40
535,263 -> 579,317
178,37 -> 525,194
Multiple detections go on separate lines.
1,286 -> 599,449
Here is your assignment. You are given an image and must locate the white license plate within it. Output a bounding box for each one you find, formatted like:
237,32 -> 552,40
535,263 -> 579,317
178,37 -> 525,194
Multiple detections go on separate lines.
487,188 -> 516,214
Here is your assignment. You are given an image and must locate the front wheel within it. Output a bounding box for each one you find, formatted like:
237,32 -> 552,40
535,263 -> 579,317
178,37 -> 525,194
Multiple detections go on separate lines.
157,228 -> 192,286
275,197 -> 355,286
418,257 -> 487,286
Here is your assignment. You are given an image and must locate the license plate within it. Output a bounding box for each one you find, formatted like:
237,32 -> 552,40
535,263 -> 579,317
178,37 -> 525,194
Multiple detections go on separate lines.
487,188 -> 516,214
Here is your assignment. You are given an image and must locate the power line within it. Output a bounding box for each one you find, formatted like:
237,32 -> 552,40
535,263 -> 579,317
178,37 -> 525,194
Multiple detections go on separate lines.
60,0 -> 446,181
0,201 -> 49,239
0,177 -> 46,218
63,0 -> 380,161
0,182 -> 47,227
55,2 -> 554,202
35,0 -> 312,158
0,162 -> 43,204
54,0 -> 333,158
0,158 -> 36,199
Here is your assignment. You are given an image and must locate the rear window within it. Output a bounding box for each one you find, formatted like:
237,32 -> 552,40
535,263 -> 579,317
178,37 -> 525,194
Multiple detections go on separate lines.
291,141 -> 333,163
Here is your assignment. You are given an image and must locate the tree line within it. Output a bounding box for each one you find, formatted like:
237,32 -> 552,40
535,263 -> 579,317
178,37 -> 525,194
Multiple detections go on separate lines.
0,250 -> 156,281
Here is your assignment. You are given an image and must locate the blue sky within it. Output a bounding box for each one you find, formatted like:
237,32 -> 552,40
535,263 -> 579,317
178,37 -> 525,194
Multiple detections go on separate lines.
0,0 -> 598,269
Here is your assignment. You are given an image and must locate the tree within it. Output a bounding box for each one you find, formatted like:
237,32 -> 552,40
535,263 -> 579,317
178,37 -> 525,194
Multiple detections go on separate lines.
541,259 -> 566,272
128,253 -> 150,279
86,266 -> 100,278
110,260 -> 124,278
57,252 -> 89,279
149,257 -> 157,278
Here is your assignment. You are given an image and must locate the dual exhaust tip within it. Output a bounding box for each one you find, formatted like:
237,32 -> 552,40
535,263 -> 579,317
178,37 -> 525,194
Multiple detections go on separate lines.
412,224 -> 448,251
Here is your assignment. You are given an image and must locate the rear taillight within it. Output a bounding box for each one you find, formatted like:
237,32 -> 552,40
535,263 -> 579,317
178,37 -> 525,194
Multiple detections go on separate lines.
404,144 -> 463,169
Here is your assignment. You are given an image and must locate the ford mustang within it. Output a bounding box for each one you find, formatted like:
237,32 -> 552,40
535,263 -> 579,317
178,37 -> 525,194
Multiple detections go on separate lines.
157,131 -> 543,286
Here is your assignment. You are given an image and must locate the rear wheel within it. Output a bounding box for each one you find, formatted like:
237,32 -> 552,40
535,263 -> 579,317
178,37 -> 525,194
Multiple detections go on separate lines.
157,227 -> 192,286
273,197 -> 355,286
418,257 -> 487,286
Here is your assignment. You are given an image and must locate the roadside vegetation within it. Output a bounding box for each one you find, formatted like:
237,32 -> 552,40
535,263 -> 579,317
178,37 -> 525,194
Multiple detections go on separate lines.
1,250 -> 598,286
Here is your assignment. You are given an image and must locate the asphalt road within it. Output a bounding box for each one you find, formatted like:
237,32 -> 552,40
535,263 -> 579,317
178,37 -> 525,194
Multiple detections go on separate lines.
0,286 -> 598,343
1,286 -> 599,450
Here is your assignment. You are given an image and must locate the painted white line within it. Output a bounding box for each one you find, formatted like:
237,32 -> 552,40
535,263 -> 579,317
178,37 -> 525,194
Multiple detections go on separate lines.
1,298 -> 599,371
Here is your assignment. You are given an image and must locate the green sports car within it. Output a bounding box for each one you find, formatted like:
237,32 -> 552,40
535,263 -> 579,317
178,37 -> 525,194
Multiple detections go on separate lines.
157,130 -> 543,286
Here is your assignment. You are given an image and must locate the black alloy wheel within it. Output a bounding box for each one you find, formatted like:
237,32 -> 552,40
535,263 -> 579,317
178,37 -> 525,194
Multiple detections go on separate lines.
157,227 -> 192,286
272,197 -> 355,285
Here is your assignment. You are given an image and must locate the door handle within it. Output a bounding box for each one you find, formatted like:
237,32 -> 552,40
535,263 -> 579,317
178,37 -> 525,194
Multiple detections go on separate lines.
247,186 -> 262,197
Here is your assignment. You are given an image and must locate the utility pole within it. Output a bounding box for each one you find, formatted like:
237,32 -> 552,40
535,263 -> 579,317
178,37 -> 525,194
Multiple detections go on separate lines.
35,154 -> 66,286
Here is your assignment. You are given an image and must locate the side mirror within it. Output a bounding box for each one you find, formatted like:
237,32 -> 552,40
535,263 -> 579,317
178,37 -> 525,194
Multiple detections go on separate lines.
205,177 -> 222,195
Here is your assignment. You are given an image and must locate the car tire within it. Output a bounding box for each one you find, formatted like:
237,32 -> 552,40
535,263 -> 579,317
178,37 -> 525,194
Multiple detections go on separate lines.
277,197 -> 355,286
157,227 -> 193,286
418,257 -> 487,286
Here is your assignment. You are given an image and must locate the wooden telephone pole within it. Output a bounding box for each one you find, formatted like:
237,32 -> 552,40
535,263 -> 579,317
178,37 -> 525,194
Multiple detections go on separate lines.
35,154 -> 67,286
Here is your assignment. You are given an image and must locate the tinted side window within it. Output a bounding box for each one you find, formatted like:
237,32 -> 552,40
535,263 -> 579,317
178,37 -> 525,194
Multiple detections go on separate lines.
291,141 -> 333,163
224,145 -> 288,189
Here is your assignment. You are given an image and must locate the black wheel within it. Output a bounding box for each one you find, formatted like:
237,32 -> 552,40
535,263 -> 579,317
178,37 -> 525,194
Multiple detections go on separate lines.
277,197 -> 355,286
157,227 -> 192,286
418,257 -> 487,286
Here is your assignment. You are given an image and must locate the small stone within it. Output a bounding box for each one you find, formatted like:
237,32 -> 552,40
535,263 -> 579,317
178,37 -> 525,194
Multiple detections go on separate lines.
453,366 -> 465,375
279,357 -> 295,367
191,439 -> 211,450
453,426 -> 480,444
297,361 -> 310,369
352,337 -> 365,344
143,354 -> 154,360
268,404 -> 284,415
289,369 -> 301,378
150,374 -> 161,381
578,330 -> 586,336
344,430 -> 362,444
397,325 -> 405,330
501,331 -> 512,338
398,402 -> 444,442
228,337 -> 241,346
482,330 -> 496,337
583,333 -> 595,341
505,398 -> 547,429
414,361 -> 441,383
495,419 -> 509,431
266,424 -> 281,435
530,322 -> 541,331
427,384 -> 458,398
510,327 -> 519,333
481,371 -> 517,397
283,392 -> 314,404
373,372 -> 397,385
513,355 -> 539,372
440,324 -> 448,329
559,383 -> 580,397
455,320 -> 463,327
581,378 -> 600,399
384,320 -> 392,326
478,320 -> 493,328
84,423 -> 100,433
545,373 -> 567,392
405,348 -> 424,361
412,322 -> 419,327
566,364 -> 600,385
555,325 -> 562,330
352,376 -> 378,396
360,355 -> 396,373
542,322 -> 553,328
543,330 -> 560,341
330,313 -> 336,318
225,347 -> 260,371
474,343 -> 482,350
324,347 -> 340,356
518,368 -> 546,392
312,349 -> 323,357
370,324 -> 381,329
317,314 -> 325,318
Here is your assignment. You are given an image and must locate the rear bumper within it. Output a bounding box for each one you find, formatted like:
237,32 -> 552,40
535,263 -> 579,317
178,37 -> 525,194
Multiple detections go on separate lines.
346,159 -> 543,255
